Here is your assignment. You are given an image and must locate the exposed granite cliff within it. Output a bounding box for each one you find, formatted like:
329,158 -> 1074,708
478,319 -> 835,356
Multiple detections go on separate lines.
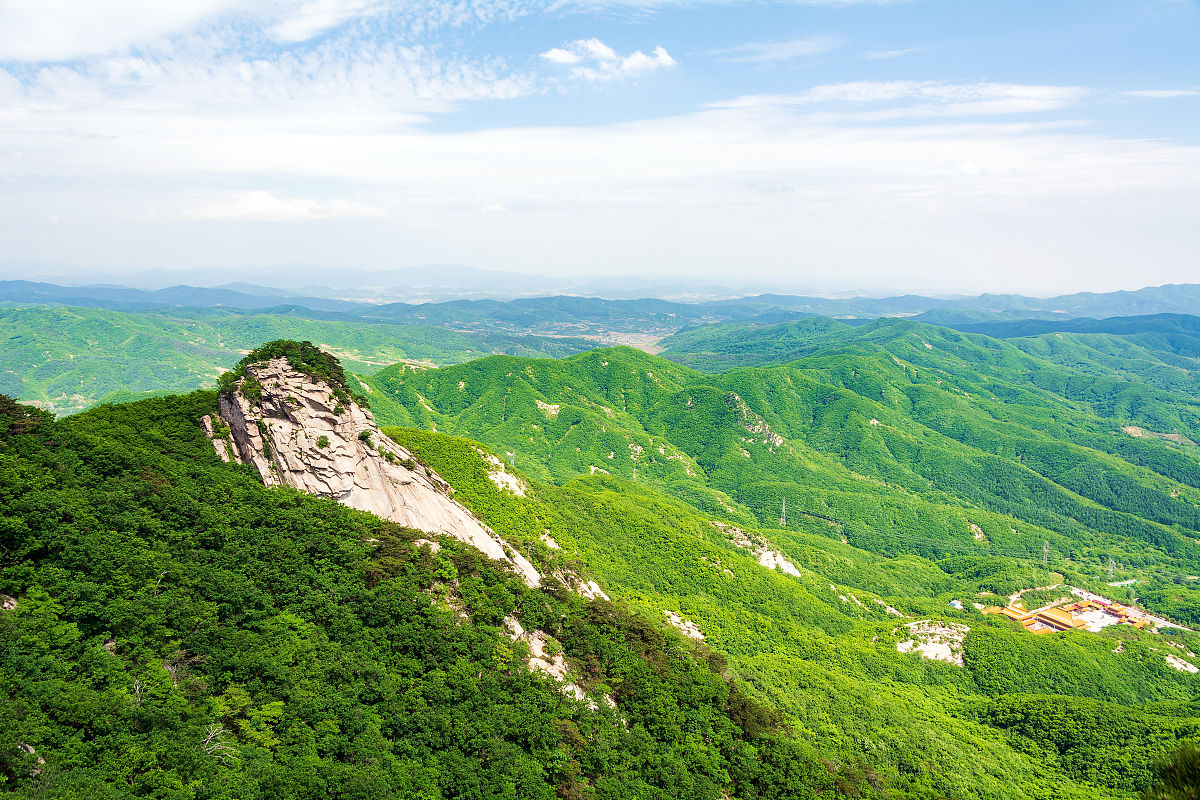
204,356 -> 541,587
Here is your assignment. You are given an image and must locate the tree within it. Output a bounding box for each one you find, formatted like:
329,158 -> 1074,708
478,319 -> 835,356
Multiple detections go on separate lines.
1144,741 -> 1200,800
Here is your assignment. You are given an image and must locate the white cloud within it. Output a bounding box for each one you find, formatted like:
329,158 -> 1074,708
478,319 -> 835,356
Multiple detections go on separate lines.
540,48 -> 582,65
0,4 -> 1195,291
864,47 -> 924,59
711,36 -> 839,63
0,34 -> 537,135
186,191 -> 385,221
10,95 -> 1195,291
0,0 -> 238,61
579,38 -> 618,61
0,1 -> 542,62
1123,89 -> 1198,99
269,0 -> 383,43
541,38 -> 675,81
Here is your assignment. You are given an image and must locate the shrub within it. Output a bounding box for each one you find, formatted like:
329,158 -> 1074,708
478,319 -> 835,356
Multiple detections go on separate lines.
256,419 -> 273,458
240,377 -> 263,404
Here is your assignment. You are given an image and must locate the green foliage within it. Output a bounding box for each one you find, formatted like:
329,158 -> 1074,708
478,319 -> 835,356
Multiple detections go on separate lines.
223,339 -> 371,409
0,392 -> 838,800
963,626 -> 1198,704
384,426 -> 1192,799
239,375 -> 263,403
367,327 -> 1200,623
0,305 -> 597,416
255,418 -> 273,458
975,694 -> 1198,791
8,306 -> 1200,799
1143,740 -> 1200,800
315,435 -> 329,449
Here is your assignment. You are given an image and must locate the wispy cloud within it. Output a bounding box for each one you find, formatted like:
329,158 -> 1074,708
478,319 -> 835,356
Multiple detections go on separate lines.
186,191 -> 385,221
708,81 -> 1091,118
1,34 -> 536,129
540,38 -> 675,80
864,46 -> 924,60
710,36 -> 839,63
269,0 -> 383,43
1123,89 -> 1197,99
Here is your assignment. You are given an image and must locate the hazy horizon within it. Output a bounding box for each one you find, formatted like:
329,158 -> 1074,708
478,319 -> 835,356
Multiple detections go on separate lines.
2,258 -> 1195,305
2,1 -> 1197,295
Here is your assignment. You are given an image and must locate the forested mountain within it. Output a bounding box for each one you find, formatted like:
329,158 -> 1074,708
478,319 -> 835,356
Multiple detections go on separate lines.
659,315 -> 1200,428
1,392 -> 829,799
366,323 -> 1200,624
4,285 -> 1200,797
0,306 -> 595,415
4,345 -> 1200,798
7,336 -> 1200,797
4,282 -> 1199,417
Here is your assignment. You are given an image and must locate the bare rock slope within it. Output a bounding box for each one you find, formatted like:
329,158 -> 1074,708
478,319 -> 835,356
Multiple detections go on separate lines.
205,356 -> 541,587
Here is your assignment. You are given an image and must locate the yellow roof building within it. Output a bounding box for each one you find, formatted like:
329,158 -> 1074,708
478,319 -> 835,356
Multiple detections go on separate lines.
1034,607 -> 1081,631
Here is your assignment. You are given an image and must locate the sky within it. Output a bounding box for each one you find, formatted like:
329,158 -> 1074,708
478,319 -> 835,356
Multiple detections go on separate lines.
0,0 -> 1197,295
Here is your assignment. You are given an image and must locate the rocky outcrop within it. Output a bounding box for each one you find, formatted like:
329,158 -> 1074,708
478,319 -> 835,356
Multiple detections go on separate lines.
896,620 -> 969,666
711,521 -> 800,577
727,393 -> 786,451
207,357 -> 540,587
664,610 -> 704,641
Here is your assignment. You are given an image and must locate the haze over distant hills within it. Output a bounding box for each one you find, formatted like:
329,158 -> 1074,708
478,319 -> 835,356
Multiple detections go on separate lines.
0,263 -> 783,303
3,276 -> 1199,320
17,260 -> 1188,307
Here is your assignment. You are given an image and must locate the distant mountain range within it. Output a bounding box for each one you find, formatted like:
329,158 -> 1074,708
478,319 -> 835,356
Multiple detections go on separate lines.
3,279 -> 1200,324
0,263 -> 764,303
0,280 -> 361,313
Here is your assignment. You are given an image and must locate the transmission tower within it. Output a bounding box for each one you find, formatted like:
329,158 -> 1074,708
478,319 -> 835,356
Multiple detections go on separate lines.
779,497 -> 787,528
1042,540 -> 1049,567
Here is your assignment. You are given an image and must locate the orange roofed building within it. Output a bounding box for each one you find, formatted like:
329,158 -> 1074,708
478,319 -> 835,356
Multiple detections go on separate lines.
1033,607 -> 1088,631
982,603 -> 1087,632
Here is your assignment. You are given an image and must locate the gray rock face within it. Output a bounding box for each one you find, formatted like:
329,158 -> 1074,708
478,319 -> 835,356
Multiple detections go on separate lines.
207,358 -> 540,587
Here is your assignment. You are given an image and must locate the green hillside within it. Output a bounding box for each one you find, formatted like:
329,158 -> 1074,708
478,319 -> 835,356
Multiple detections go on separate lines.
662,316 -> 1200,439
365,327 -> 1200,626
6,386 -> 1200,797
0,393 -> 831,799
7,335 -> 1200,797
0,306 -> 594,416
381,427 -> 1200,798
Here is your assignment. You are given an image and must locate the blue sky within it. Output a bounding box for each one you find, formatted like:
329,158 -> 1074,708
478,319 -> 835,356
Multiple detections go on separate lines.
0,0 -> 1197,294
